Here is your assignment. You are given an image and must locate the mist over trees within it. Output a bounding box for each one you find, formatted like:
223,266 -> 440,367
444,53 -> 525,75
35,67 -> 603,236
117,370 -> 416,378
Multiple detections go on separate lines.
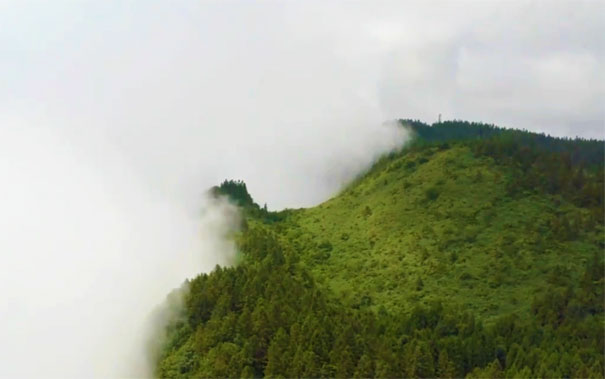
156,121 -> 605,378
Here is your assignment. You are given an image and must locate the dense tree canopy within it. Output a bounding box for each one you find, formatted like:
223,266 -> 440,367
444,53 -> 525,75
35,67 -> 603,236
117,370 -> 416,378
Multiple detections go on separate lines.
157,120 -> 604,378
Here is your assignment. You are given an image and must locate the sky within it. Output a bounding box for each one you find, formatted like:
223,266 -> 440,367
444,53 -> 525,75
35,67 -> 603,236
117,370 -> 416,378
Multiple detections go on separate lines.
0,0 -> 603,377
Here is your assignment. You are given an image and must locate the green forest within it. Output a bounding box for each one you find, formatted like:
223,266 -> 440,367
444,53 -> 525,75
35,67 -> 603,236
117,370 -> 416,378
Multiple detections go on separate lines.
154,120 -> 604,378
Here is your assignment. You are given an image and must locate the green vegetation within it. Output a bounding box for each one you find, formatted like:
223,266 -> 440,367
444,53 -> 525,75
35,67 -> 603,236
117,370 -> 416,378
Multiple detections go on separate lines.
211,180 -> 291,224
156,120 -> 604,378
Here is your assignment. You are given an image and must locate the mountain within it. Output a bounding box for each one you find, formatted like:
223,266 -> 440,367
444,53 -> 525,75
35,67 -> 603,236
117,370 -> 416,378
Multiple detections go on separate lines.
154,120 -> 604,378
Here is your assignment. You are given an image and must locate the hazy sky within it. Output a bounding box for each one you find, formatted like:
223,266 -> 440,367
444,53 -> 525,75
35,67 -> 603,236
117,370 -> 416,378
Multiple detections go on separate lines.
1,0 -> 603,207
0,1 -> 603,377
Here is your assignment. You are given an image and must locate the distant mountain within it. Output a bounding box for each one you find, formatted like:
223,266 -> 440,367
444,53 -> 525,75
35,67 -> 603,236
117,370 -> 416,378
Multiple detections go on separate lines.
155,120 -> 604,378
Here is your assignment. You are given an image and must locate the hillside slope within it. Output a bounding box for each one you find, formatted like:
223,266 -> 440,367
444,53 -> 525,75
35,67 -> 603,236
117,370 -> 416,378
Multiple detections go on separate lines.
281,144 -> 602,321
155,121 -> 604,378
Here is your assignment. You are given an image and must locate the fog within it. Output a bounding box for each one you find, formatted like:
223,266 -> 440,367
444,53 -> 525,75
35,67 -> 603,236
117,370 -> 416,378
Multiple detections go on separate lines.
0,0 -> 603,377
0,123 -> 243,377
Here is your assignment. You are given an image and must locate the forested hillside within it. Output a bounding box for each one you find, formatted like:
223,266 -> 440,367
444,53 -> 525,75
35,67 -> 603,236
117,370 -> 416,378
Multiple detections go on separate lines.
155,120 -> 604,378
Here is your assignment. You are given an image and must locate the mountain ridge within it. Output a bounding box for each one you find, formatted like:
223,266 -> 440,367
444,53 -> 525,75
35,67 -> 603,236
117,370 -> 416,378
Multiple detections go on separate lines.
155,119 -> 604,378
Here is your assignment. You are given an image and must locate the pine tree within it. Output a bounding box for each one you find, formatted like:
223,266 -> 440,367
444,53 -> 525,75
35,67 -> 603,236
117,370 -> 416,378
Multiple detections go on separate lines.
264,328 -> 290,378
405,340 -> 435,378
353,353 -> 374,378
437,350 -> 456,378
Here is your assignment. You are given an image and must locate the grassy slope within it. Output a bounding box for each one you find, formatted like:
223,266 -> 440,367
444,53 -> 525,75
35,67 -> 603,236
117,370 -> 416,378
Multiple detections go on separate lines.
265,144 -> 602,322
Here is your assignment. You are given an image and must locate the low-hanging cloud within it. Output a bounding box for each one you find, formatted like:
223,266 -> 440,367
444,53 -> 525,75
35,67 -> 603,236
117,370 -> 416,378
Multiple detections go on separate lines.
0,0 -> 602,377
0,123 -> 242,377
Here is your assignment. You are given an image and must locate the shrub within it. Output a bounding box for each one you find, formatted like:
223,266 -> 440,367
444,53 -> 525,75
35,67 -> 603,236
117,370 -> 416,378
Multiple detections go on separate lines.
425,187 -> 440,201
318,241 -> 333,252
363,206 -> 373,218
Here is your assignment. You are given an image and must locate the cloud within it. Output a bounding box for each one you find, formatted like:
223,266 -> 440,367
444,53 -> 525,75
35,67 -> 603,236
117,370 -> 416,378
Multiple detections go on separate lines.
0,121 -> 243,377
370,0 -> 605,138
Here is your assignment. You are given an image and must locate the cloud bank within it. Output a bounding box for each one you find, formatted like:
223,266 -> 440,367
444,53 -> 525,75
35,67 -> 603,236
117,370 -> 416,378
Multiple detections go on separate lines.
0,123 -> 242,377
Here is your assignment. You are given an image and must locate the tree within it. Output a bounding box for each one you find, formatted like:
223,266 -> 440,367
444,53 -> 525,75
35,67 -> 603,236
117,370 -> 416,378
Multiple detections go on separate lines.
437,350 -> 456,378
353,353 -> 374,378
405,340 -> 435,378
265,328 -> 290,377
